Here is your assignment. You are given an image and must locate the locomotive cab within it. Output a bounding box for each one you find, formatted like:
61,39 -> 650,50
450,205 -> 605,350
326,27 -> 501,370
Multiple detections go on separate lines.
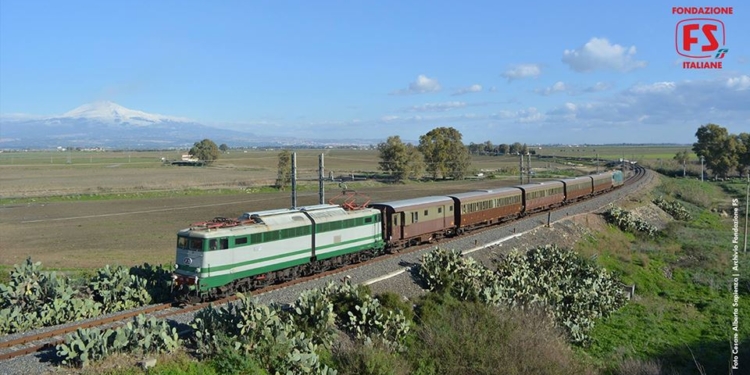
173,231 -> 210,294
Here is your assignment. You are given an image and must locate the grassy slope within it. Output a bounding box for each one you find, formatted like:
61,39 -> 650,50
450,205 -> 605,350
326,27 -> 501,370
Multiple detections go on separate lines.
578,175 -> 750,373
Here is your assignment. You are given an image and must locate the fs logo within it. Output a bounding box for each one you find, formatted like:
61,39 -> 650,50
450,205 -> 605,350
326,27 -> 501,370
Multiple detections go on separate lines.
675,18 -> 727,59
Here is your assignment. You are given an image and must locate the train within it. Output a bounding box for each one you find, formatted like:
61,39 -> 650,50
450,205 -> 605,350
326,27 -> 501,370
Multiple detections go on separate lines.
172,170 -> 624,300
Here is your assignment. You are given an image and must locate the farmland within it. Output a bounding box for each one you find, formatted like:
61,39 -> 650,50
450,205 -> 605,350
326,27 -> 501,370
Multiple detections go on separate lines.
0,146 -> 688,272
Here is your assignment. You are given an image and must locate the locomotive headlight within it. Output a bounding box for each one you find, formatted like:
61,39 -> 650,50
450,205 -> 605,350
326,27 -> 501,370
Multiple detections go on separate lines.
196,268 -> 201,273
174,264 -> 179,270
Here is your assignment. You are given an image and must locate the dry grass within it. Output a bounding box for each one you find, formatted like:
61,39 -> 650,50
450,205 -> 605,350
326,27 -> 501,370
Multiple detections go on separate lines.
411,299 -> 597,375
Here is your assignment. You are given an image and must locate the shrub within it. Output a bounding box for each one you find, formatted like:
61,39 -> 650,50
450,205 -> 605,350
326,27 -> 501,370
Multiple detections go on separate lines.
604,206 -> 659,237
408,301 -> 596,375
653,196 -> 692,221
417,246 -> 628,344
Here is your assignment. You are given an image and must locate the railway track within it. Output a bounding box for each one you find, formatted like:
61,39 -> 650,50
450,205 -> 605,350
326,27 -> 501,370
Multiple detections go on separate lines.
0,165 -> 648,362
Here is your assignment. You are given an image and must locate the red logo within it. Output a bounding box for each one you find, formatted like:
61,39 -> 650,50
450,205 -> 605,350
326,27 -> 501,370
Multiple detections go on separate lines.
675,18 -> 725,58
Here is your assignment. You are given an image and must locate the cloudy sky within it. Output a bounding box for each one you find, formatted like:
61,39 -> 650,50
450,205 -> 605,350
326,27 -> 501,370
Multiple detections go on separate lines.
0,1 -> 748,144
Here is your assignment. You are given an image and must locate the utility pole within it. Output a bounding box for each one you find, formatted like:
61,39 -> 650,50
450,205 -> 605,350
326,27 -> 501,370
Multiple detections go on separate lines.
527,153 -> 532,183
319,154 -> 325,205
700,156 -> 705,182
519,153 -> 524,184
596,153 -> 599,173
291,152 -> 297,209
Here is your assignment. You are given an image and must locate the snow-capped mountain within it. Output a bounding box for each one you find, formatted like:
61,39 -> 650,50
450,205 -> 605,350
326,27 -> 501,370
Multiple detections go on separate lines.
59,101 -> 191,126
0,102 -> 257,149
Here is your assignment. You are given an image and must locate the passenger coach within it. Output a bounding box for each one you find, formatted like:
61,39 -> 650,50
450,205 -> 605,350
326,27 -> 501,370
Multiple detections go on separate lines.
516,181 -> 565,213
448,188 -> 523,233
370,196 -> 454,249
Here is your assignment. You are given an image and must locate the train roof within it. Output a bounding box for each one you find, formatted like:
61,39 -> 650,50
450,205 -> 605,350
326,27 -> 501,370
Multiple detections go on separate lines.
556,176 -> 592,184
514,181 -> 564,192
448,188 -> 521,200
370,196 -> 453,210
237,204 -> 341,222
590,171 -> 615,180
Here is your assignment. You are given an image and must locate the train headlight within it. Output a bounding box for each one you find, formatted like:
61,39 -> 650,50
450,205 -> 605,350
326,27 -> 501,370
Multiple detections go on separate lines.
196,267 -> 201,273
174,264 -> 179,270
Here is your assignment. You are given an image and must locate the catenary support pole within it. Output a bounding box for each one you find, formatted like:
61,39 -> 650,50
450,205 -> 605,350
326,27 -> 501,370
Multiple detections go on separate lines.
291,152 -> 297,209
319,154 -> 325,205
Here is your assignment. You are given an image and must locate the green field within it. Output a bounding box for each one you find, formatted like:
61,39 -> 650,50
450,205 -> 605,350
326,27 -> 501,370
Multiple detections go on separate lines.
0,145 -> 686,272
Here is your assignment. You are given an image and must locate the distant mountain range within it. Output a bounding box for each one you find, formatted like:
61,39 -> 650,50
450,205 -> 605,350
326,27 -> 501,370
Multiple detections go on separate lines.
0,101 -> 253,149
0,101 -> 377,149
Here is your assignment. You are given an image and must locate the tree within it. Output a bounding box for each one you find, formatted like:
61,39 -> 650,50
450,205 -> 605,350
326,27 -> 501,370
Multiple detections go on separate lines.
377,136 -> 424,181
692,124 -> 739,178
483,140 -> 494,154
189,139 -> 220,164
509,142 -> 523,155
673,149 -> 691,177
276,150 -> 292,190
737,133 -> 750,176
418,127 -> 471,180
498,144 -> 510,154
219,144 -> 229,153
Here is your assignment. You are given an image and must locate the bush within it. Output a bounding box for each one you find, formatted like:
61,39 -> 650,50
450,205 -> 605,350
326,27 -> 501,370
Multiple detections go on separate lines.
408,301 -> 596,375
604,206 -> 658,237
332,343 -> 411,375
374,292 -> 414,323
418,246 -> 628,344
653,196 -> 692,221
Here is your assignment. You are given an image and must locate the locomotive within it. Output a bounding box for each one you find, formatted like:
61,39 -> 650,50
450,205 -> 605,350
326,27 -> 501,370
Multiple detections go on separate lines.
173,170 -> 624,300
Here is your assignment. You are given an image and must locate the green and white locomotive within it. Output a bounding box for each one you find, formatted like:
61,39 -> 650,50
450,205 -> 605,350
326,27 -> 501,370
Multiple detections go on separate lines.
173,204 -> 384,301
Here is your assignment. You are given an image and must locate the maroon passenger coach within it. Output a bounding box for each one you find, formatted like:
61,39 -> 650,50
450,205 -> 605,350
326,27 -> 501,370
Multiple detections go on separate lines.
557,176 -> 594,202
591,171 -> 615,194
516,181 -> 565,213
370,196 -> 455,249
448,188 -> 523,233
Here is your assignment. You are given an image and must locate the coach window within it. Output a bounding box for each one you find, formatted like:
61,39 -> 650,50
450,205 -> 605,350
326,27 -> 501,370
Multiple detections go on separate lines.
220,238 -> 229,249
412,212 -> 419,223
236,237 -> 248,245
209,239 -> 218,250
438,207 -> 442,214
424,210 -> 428,216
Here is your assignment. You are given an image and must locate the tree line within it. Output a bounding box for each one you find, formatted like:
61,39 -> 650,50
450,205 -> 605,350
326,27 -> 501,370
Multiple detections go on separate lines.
467,141 -> 533,155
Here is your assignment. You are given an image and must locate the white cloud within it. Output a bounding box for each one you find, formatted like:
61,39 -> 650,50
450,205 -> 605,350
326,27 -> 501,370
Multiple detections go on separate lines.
628,82 -> 676,94
390,74 -> 442,95
727,75 -> 750,90
517,107 -> 544,123
536,81 -> 569,96
488,86 -> 498,92
501,64 -> 542,82
452,84 -> 482,96
562,37 -> 647,72
545,75 -> 750,130
583,82 -> 613,93
407,101 -> 467,112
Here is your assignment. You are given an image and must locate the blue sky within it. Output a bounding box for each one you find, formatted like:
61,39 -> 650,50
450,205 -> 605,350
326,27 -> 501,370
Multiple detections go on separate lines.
1,1 -> 748,144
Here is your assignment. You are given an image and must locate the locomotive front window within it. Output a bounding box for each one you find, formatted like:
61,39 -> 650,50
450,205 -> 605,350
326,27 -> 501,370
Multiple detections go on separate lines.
189,238 -> 204,251
177,236 -> 188,249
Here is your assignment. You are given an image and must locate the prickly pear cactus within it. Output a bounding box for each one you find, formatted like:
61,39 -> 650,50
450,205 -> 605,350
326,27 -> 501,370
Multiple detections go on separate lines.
418,245 -> 628,345
653,196 -> 692,221
89,265 -> 152,313
604,205 -> 658,237
290,288 -> 336,347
